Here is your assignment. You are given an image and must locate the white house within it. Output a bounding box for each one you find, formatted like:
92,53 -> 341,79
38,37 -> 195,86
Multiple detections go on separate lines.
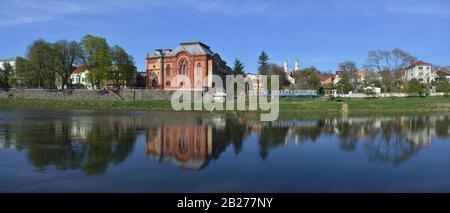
404,61 -> 432,83
69,65 -> 94,89
364,86 -> 381,94
0,57 -> 20,70
432,70 -> 450,83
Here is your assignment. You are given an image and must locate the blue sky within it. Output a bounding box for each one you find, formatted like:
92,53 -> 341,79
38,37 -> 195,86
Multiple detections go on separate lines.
0,0 -> 449,73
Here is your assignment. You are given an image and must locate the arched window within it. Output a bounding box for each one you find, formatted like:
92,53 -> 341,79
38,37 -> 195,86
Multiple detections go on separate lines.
178,138 -> 188,155
196,63 -> 202,77
195,139 -> 201,151
165,65 -> 171,76
179,60 -> 187,75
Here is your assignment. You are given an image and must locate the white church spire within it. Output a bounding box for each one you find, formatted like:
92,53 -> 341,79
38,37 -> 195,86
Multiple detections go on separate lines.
294,59 -> 299,71
284,59 -> 289,73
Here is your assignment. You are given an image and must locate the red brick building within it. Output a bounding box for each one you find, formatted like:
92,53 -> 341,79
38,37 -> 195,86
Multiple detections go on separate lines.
146,42 -> 231,91
146,124 -> 212,170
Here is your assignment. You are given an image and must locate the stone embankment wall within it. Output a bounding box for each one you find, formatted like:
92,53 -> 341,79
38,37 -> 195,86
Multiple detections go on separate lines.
119,90 -> 175,101
0,89 -> 175,101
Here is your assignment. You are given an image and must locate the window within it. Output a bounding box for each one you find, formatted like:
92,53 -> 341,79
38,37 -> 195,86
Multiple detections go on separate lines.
195,139 -> 201,151
196,63 -> 202,77
196,63 -> 203,86
165,65 -> 171,76
178,138 -> 188,155
166,81 -> 171,86
179,60 -> 187,75
165,138 -> 170,148
419,66 -> 423,70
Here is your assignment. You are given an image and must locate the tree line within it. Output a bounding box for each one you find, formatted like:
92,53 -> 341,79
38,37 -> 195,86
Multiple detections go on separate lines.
249,48 -> 449,95
3,35 -> 135,90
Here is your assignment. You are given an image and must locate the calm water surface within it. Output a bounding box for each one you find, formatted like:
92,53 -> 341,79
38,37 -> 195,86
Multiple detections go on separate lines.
0,109 -> 449,192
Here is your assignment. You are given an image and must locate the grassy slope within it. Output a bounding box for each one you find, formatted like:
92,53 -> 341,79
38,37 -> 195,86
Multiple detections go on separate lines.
0,96 -> 449,113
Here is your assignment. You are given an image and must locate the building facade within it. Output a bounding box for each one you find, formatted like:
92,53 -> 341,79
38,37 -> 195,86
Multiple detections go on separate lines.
146,42 -> 231,91
146,124 -> 213,170
0,57 -> 20,70
404,61 -> 432,83
318,74 -> 335,85
69,65 -> 94,89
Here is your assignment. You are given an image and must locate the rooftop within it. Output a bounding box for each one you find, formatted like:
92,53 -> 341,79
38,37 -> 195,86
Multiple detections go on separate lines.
435,70 -> 450,77
73,65 -> 88,74
412,61 -> 431,66
317,73 -> 335,81
149,41 -> 215,58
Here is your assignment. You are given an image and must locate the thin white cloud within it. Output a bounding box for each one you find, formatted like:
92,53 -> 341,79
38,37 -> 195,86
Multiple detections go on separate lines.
181,0 -> 271,16
0,0 -> 272,28
385,0 -> 450,17
3,0 -> 447,28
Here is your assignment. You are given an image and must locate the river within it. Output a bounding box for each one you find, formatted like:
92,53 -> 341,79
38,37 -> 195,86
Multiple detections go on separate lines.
0,109 -> 449,192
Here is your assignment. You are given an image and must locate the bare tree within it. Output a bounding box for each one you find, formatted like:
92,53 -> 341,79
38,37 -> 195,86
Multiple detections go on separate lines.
365,50 -> 391,72
391,48 -> 416,77
365,48 -> 415,74
364,48 -> 416,93
339,61 -> 358,74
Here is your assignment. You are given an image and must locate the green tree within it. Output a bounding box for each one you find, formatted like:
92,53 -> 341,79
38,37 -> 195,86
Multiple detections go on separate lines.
26,39 -> 58,88
336,73 -> 354,94
232,58 -> 245,76
54,40 -> 81,89
406,79 -> 427,96
364,88 -> 376,97
0,62 -> 13,88
435,77 -> 450,94
338,61 -> 358,92
258,51 -> 269,75
268,63 -> 289,89
15,57 -> 33,88
108,45 -> 136,88
79,35 -> 111,89
303,67 -> 320,90
308,72 -> 320,91
293,67 -> 320,90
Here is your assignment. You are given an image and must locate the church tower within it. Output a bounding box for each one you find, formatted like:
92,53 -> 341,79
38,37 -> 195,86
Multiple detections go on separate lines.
284,59 -> 289,73
294,59 -> 300,71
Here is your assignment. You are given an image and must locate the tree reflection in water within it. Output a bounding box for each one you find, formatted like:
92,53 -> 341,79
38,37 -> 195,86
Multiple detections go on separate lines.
0,116 -> 137,175
254,115 -> 449,164
0,111 -> 449,173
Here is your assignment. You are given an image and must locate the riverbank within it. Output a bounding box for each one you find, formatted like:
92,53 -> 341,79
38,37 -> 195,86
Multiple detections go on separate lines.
0,96 -> 449,114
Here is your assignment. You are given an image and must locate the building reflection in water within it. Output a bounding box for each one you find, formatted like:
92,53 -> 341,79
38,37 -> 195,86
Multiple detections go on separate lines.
146,124 -> 213,170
